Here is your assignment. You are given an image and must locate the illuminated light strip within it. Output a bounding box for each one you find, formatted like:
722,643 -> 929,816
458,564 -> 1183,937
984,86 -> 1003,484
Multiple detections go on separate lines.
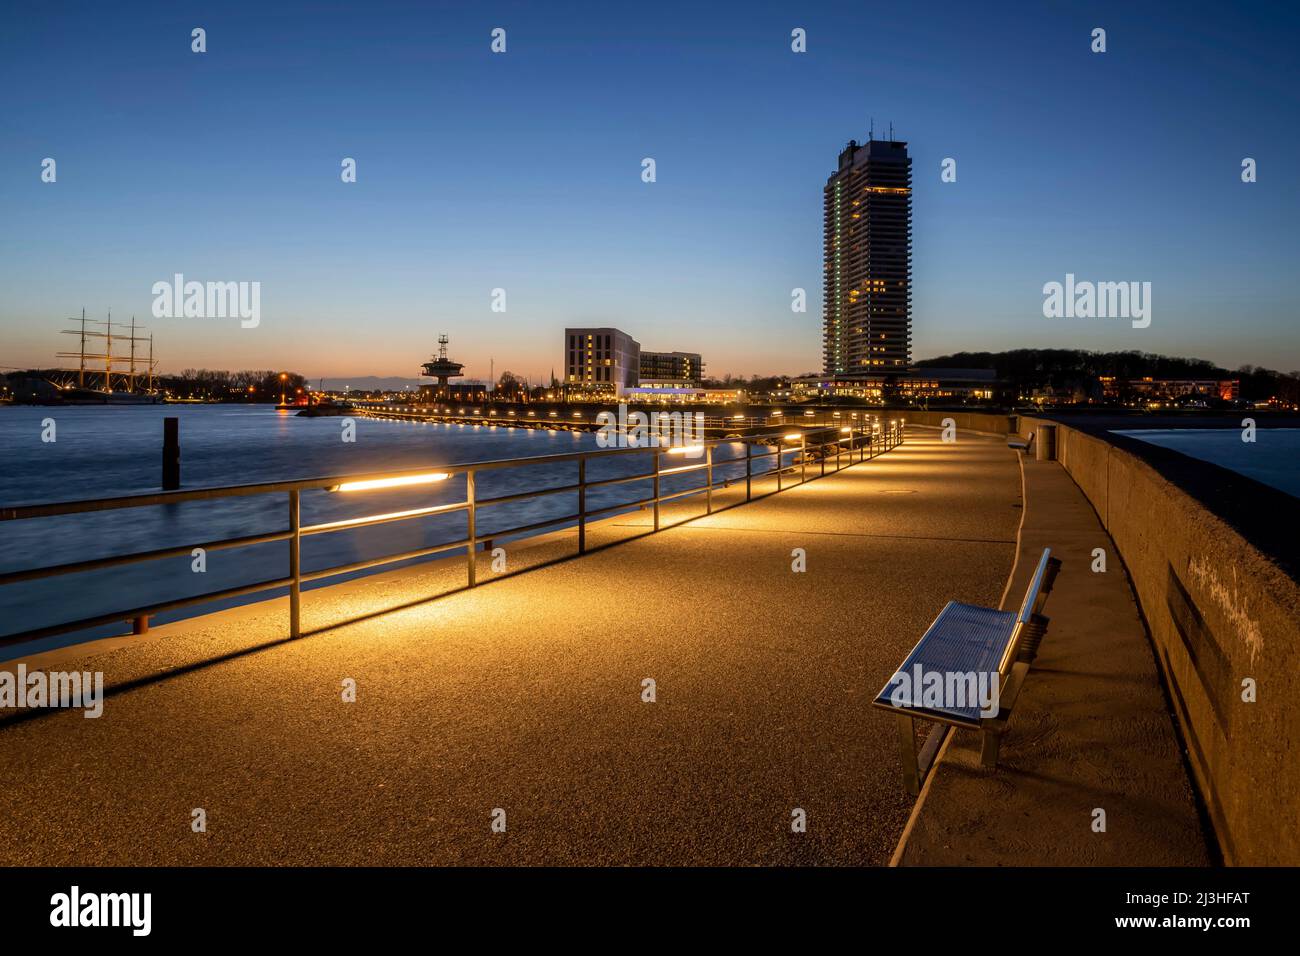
665,445 -> 704,456
329,472 -> 450,493
307,504 -> 454,531
783,433 -> 803,441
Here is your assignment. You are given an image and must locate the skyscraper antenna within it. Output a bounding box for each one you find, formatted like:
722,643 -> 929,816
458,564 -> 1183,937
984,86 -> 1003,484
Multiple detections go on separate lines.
889,121 -> 894,142
869,117 -> 874,140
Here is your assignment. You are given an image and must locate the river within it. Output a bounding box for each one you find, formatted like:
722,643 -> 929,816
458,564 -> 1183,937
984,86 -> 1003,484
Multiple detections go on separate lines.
0,405 -> 764,656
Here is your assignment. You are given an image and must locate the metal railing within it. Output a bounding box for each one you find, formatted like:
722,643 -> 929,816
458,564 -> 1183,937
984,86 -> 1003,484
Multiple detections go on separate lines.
353,402 -> 885,432
0,420 -> 905,648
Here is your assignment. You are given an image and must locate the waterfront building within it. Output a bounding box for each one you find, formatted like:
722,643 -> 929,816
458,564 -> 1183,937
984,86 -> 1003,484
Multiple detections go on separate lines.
622,385 -> 744,404
791,368 -> 1003,403
823,137 -> 912,377
1099,376 -> 1240,403
563,330 -> 706,401
638,351 -> 704,388
564,328 -> 641,397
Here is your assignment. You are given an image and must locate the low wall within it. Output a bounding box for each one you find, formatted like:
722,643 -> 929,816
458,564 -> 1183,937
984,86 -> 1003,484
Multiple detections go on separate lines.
893,410 -> 1012,438
1002,415 -> 1300,865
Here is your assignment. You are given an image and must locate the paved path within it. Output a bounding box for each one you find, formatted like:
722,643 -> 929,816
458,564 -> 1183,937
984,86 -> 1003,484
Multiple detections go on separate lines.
0,429 -> 1021,865
897,453 -> 1210,865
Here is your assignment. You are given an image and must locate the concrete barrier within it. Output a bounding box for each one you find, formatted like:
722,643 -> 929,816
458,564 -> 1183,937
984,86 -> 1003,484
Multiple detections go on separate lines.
894,410 -> 1011,438
1007,415 -> 1300,865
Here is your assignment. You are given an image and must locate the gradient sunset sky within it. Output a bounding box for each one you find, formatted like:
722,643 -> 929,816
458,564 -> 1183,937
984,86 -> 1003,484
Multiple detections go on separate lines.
2,1 -> 1296,383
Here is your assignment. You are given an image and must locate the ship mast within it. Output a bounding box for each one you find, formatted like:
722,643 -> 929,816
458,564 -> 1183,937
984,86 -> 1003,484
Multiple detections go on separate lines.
128,315 -> 137,392
105,309 -> 112,391
78,308 -> 86,387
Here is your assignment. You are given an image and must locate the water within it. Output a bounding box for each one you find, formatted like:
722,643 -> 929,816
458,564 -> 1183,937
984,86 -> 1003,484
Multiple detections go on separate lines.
0,406 -> 768,656
1113,428 -> 1300,497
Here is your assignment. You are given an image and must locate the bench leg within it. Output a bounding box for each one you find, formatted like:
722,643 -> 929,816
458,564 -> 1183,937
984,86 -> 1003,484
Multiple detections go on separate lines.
897,715 -> 921,795
980,725 -> 1004,768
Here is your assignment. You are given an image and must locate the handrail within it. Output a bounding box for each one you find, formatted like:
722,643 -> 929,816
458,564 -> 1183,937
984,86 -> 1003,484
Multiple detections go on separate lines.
0,419 -> 906,647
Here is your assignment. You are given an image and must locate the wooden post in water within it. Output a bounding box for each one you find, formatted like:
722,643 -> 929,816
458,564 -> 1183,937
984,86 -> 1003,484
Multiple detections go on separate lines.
162,417 -> 180,490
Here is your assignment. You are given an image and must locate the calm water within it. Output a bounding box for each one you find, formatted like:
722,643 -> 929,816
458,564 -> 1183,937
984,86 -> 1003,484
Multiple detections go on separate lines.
1113,428 -> 1300,497
0,405 -> 766,656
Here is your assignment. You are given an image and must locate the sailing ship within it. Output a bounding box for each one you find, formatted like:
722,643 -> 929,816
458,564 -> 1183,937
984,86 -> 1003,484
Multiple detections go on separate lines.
53,310 -> 162,404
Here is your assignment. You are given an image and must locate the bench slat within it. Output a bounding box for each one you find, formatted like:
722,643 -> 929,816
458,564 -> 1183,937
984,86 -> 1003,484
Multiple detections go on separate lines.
872,601 -> 1016,726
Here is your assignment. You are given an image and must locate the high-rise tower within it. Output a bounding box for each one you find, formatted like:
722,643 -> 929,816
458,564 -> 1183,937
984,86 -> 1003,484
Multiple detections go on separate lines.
823,137 -> 912,376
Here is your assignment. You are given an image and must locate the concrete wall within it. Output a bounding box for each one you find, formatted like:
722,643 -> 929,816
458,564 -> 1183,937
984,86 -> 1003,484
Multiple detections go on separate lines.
998,415 -> 1300,865
894,410 -> 1013,438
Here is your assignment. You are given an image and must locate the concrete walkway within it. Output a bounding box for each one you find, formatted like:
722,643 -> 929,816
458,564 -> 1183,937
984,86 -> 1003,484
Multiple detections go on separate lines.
0,429 -> 1021,866
895,453 -> 1211,865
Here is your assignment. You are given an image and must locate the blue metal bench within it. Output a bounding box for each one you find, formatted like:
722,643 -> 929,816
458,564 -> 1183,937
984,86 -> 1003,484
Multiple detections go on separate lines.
872,548 -> 1062,794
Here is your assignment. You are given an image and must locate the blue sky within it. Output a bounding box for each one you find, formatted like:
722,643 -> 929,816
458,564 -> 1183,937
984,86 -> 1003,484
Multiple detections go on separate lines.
1,0 -> 1297,382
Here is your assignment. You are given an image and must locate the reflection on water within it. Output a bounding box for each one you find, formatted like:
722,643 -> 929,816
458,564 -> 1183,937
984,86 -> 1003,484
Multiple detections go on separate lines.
0,405 -> 771,655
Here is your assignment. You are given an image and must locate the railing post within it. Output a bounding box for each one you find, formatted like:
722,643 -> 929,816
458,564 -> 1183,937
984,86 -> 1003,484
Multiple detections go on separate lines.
745,442 -> 752,501
705,445 -> 713,514
777,442 -> 783,491
801,435 -> 807,484
466,471 -> 477,586
289,489 -> 301,638
578,457 -> 587,554
652,449 -> 661,531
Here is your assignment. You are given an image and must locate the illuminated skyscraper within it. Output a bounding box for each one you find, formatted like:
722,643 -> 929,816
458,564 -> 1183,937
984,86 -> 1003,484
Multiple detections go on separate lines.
823,138 -> 912,376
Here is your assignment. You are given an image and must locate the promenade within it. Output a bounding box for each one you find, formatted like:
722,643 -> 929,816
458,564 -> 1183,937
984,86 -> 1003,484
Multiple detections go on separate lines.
1,428 -> 1020,865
